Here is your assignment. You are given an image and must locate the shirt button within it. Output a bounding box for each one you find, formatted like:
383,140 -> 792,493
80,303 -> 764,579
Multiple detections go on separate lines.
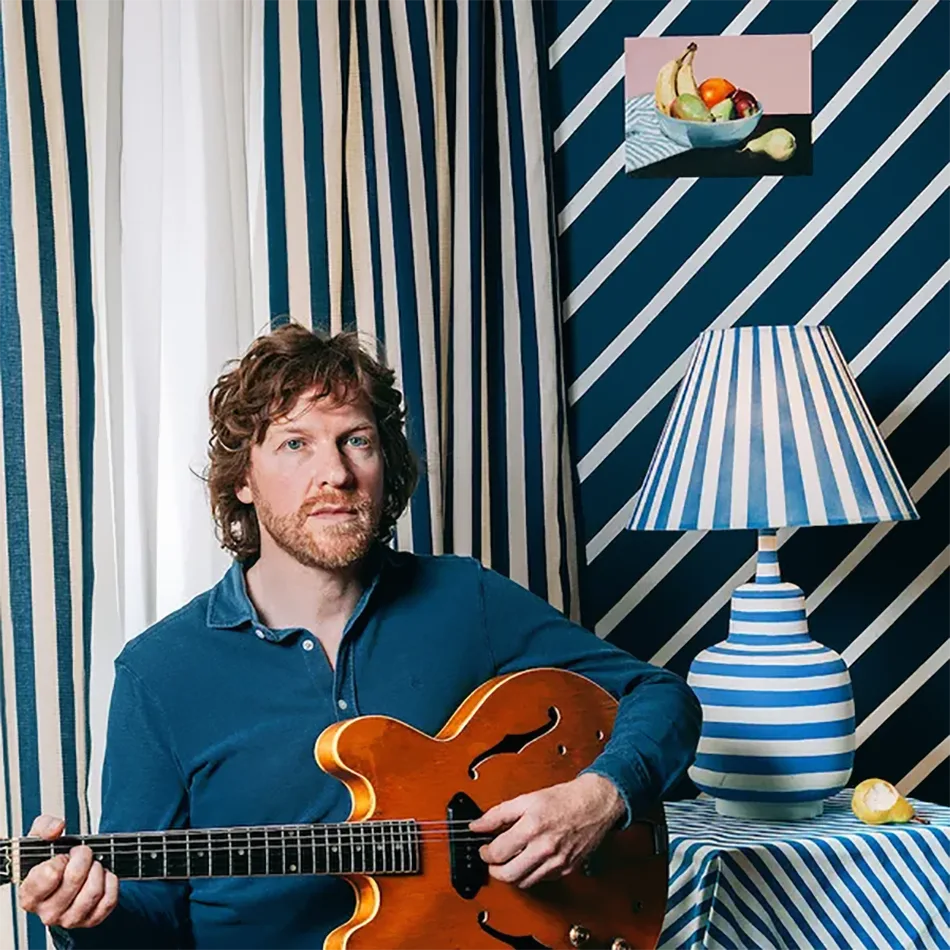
255,629 -> 265,639
302,639 -> 314,651
337,699 -> 348,710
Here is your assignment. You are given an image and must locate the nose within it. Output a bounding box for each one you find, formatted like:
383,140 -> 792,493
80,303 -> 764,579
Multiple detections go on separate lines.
311,440 -> 355,490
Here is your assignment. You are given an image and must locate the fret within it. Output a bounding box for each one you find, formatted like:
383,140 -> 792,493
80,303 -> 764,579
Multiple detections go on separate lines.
295,826 -> 302,874
328,825 -> 340,875
319,824 -> 329,874
245,828 -> 253,876
374,821 -> 384,873
228,830 -> 233,877
413,821 -> 421,873
137,835 -> 143,879
355,823 -> 365,874
209,830 -> 230,878
310,824 -> 318,875
366,822 -> 374,875
340,825 -> 351,874
249,828 -> 267,876
386,821 -> 394,874
162,834 -> 167,878
109,836 -> 116,876
164,830 -> 189,878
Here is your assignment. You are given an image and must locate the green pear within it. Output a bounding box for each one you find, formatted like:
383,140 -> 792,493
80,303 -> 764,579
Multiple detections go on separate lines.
710,98 -> 735,121
670,93 -> 711,122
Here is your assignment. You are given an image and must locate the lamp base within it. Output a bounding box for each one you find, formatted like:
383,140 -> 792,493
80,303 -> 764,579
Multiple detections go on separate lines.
715,799 -> 824,821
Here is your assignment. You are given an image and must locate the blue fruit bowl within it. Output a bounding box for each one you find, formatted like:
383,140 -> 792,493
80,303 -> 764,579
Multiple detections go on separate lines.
656,105 -> 762,148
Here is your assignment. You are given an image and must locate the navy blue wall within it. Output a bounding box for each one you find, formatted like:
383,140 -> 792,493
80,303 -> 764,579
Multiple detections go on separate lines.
546,0 -> 949,804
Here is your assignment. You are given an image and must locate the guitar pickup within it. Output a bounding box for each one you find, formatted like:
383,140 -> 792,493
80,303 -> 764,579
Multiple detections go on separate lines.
446,792 -> 488,899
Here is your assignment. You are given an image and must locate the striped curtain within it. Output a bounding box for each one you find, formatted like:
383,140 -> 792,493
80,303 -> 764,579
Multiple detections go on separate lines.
0,1 -> 95,947
263,0 -> 579,613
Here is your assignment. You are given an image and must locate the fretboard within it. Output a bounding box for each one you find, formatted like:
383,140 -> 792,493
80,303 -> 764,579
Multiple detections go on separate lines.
12,821 -> 420,883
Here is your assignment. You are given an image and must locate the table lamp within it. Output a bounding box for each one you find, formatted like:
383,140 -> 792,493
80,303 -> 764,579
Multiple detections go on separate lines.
628,326 -> 918,819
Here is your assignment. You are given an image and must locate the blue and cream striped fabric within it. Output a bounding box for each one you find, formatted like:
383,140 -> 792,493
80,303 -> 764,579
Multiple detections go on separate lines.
262,0 -> 579,614
625,92 -> 689,173
629,326 -> 919,532
0,1 -> 95,947
660,790 -> 950,949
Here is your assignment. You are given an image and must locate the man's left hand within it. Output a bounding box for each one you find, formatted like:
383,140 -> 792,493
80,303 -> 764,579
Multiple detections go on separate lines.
468,773 -> 626,889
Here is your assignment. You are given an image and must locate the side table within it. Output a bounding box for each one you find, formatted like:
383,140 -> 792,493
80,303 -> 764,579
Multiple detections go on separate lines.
659,789 -> 950,949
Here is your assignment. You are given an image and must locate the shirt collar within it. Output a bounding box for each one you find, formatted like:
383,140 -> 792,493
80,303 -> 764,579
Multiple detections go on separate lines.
206,545 -> 389,642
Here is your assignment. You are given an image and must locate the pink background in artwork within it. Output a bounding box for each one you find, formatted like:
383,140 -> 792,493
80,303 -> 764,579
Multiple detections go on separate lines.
625,34 -> 811,114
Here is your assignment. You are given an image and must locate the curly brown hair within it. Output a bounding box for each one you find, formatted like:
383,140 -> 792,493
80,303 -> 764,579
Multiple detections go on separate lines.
206,322 -> 419,559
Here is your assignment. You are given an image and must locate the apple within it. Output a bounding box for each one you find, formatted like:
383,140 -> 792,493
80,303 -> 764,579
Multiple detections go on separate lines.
732,89 -> 759,118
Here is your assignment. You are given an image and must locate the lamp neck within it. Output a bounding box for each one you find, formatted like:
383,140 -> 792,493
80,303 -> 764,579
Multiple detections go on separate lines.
755,529 -> 782,584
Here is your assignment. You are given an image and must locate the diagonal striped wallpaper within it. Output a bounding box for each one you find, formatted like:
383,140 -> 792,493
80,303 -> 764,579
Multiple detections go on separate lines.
546,0 -> 949,805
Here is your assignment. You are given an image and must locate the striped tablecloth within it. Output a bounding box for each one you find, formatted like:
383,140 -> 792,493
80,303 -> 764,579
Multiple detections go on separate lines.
659,790 -> 950,949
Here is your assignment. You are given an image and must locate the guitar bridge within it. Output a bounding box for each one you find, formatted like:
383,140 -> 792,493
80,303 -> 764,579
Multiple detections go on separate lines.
446,792 -> 488,899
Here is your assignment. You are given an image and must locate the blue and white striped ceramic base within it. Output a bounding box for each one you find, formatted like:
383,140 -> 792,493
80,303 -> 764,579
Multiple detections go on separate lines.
687,530 -> 855,819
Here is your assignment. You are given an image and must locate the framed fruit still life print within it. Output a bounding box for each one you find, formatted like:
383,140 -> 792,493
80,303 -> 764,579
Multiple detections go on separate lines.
625,34 -> 812,178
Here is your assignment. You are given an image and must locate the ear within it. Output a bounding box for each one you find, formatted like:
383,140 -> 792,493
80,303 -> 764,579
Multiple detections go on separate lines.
236,481 -> 253,505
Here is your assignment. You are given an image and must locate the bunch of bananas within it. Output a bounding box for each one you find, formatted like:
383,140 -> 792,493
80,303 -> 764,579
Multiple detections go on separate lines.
654,42 -> 699,116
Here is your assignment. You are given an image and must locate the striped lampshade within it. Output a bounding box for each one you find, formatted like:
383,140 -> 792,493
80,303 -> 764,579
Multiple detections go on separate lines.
628,326 -> 918,532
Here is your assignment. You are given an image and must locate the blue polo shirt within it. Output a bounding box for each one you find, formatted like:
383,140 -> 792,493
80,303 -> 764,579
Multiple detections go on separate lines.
54,550 -> 700,949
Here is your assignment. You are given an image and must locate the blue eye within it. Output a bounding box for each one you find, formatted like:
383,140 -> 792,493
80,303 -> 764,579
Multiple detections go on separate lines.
284,438 -> 305,451
347,435 -> 371,449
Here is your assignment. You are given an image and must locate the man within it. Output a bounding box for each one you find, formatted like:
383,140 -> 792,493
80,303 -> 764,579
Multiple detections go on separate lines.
20,323 -> 701,949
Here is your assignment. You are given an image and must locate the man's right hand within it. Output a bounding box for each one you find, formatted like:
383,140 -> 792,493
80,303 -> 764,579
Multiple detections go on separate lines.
17,815 -> 119,929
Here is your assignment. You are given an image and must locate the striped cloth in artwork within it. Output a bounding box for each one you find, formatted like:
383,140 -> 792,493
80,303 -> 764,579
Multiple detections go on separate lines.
660,790 -> 950,949
624,93 -> 689,173
263,0 -> 579,614
0,1 -> 96,948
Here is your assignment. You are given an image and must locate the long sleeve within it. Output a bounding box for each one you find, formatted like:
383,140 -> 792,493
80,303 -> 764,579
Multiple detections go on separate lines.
51,661 -> 193,949
479,564 -> 701,825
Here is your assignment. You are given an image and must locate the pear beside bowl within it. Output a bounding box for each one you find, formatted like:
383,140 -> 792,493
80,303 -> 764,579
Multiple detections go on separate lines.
657,103 -> 763,148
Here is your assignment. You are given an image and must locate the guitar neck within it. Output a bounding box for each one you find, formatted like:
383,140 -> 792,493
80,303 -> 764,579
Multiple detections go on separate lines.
4,821 -> 420,884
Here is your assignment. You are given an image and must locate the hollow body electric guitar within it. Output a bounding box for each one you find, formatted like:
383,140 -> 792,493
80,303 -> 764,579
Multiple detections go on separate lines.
1,668 -> 668,949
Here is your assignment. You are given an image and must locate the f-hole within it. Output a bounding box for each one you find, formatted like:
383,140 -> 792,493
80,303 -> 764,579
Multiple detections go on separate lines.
477,910 -> 551,950
467,706 -> 560,779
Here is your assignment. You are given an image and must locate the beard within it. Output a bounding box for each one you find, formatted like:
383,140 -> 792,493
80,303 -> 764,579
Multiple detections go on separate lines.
252,487 -> 380,570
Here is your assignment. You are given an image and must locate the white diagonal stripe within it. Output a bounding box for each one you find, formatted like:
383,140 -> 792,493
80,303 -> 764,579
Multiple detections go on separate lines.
807,448 -> 950,615
548,0 -> 692,69
849,262 -> 950,377
897,737 -> 950,795
563,179 -> 694,317
799,179 -> 950,334
564,0 -> 872,312
879,352 -> 950,439
553,56 -> 621,153
552,0 -> 690,151
586,488 -> 640,564
557,145 -> 622,236
569,6 -> 944,405
842,546 -> 949,667
595,531 -> 705,637
547,0 -> 612,68
575,70 -> 950,470
855,642 -> 949,747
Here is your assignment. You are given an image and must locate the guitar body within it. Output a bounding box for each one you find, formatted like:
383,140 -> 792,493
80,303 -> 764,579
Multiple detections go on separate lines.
316,668 -> 668,950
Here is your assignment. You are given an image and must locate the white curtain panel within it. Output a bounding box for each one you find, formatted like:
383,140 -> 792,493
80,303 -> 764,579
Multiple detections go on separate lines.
78,0 -> 266,827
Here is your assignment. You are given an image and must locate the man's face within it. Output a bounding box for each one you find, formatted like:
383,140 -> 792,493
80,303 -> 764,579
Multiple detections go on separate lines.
236,386 -> 385,570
